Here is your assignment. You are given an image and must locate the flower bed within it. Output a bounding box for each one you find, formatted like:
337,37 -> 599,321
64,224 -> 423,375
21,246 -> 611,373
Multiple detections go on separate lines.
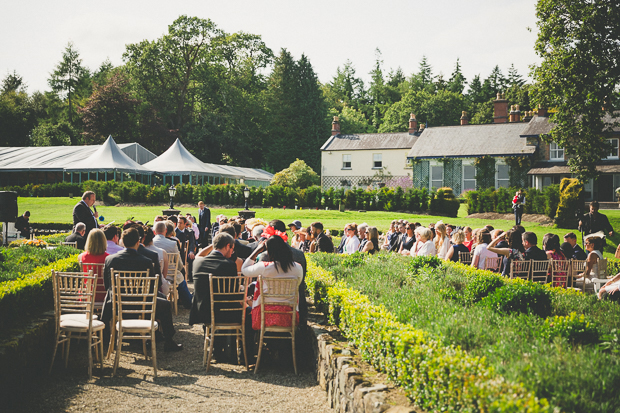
307,252 -> 620,412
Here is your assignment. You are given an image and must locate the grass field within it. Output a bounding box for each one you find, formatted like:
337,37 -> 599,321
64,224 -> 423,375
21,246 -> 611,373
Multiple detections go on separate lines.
18,196 -> 620,258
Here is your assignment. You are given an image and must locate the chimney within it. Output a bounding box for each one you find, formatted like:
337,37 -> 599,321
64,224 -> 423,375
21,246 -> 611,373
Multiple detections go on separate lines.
408,113 -> 418,134
331,116 -> 340,136
419,123 -> 426,133
460,111 -> 469,126
523,110 -> 533,122
509,104 -> 521,122
537,105 -> 548,117
493,92 -> 509,123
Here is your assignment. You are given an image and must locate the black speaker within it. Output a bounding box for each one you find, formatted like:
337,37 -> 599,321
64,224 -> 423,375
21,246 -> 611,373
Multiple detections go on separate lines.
0,191 -> 18,222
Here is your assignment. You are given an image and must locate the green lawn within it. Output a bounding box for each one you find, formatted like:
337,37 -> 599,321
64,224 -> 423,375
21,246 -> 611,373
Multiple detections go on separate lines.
18,197 -> 620,258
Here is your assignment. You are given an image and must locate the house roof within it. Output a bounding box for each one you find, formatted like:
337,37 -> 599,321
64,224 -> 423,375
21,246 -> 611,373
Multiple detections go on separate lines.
407,122 -> 535,159
528,161 -> 620,175
520,116 -> 555,137
320,132 -> 417,151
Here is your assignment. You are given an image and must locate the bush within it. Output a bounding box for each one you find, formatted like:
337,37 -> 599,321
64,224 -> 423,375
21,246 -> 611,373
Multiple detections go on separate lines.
555,178 -> 584,228
479,281 -> 552,317
429,187 -> 460,217
540,312 -> 600,345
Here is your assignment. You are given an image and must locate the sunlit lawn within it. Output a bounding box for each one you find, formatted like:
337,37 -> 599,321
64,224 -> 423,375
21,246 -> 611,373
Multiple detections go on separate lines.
18,197 -> 620,258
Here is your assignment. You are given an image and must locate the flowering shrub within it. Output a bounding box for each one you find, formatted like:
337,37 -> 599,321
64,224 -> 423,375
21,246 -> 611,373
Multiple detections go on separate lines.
9,239 -> 48,248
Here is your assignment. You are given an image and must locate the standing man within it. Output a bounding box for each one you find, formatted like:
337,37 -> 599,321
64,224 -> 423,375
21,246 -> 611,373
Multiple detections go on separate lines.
579,201 -> 613,238
512,189 -> 526,225
198,201 -> 211,247
177,216 -> 196,282
14,211 -> 31,239
73,191 -> 99,238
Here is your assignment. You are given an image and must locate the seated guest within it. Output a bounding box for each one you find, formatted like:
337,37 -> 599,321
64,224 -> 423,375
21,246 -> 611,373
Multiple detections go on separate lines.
598,271 -> 620,301
190,232 -> 240,359
434,222 -> 450,259
78,228 -> 108,304
446,230 -> 469,262
218,223 -> 244,271
413,227 -> 436,257
563,232 -> 588,260
241,234 -> 303,333
361,226 -> 379,254
560,242 -> 574,262
311,222 -> 334,253
471,229 -> 497,269
104,225 -> 124,254
66,222 -> 87,250
356,223 -> 369,252
488,230 -> 525,276
153,221 -> 193,309
399,224 -> 416,255
382,220 -> 397,250
543,233 -> 568,287
389,223 -> 405,252
15,211 -> 31,239
343,223 -> 360,254
101,227 -> 182,352
576,236 -> 604,291
522,232 -> 548,261
143,226 -> 169,294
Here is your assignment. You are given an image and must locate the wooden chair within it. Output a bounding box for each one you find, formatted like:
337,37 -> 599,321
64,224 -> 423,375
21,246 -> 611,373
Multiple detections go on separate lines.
203,275 -> 249,372
111,270 -> 159,377
483,256 -> 502,272
530,260 -> 551,284
62,241 -> 78,248
79,262 -> 106,313
569,259 -> 588,292
49,270 -> 104,379
458,251 -> 472,265
550,259 -> 571,288
255,274 -> 300,375
509,260 -> 531,281
166,252 -> 181,315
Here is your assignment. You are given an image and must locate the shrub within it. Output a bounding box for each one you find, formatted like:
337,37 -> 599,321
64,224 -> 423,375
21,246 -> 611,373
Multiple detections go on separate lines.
555,178 -> 584,228
463,272 -> 506,304
479,281 -> 552,317
429,187 -> 460,217
540,312 -> 600,345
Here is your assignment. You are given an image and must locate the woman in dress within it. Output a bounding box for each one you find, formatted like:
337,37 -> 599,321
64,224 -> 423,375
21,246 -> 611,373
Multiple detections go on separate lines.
434,222 -> 451,259
398,224 -> 416,255
543,233 -> 568,287
78,229 -> 109,304
445,230 -> 470,262
463,226 -> 474,251
576,236 -> 604,291
471,229 -> 498,269
343,223 -> 360,254
241,232 -> 303,331
487,229 -> 525,276
361,226 -> 379,254
413,227 -> 437,257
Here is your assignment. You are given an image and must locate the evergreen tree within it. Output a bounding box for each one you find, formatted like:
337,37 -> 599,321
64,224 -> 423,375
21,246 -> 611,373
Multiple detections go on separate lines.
507,63 -> 525,87
487,65 -> 508,95
447,58 -> 467,94
322,60 -> 365,112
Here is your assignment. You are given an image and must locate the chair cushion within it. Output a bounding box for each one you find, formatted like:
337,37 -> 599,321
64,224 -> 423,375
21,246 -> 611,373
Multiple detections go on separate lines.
60,313 -> 98,321
60,319 -> 105,330
116,320 -> 158,330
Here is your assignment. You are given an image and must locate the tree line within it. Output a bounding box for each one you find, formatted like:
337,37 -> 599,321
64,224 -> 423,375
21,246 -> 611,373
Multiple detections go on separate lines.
2,7 -> 612,182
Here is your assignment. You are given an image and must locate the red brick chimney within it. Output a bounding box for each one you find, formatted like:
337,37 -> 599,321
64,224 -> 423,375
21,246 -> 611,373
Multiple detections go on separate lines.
537,105 -> 548,117
331,116 -> 340,136
460,111 -> 469,126
408,113 -> 418,134
493,93 -> 509,123
509,105 -> 521,122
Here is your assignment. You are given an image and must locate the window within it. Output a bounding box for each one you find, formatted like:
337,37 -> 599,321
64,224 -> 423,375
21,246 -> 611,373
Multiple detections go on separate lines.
342,154 -> 352,169
549,142 -> 564,161
373,153 -> 382,169
463,165 -> 476,191
431,165 -> 443,189
497,165 -> 509,188
606,139 -> 619,160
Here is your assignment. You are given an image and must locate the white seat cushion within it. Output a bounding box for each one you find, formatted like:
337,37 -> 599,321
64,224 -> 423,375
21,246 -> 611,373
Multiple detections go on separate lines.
60,318 -> 105,330
60,313 -> 99,321
116,320 -> 158,330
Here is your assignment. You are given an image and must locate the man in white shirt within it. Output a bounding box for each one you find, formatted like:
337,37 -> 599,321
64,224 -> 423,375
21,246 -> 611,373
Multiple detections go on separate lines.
153,221 -> 193,308
104,225 -> 124,255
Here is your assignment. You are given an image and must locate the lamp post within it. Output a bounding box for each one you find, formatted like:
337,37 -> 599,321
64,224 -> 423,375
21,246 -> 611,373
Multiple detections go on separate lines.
168,185 -> 177,209
243,187 -> 250,210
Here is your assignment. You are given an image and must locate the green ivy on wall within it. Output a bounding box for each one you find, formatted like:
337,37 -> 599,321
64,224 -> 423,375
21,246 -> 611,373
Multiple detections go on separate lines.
474,156 -> 495,189
505,156 -> 531,189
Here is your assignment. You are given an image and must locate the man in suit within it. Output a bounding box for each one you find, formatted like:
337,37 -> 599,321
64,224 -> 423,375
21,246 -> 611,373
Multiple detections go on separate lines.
101,227 -> 182,352
357,223 -> 369,252
65,222 -> 86,250
198,201 -> 211,247
177,216 -> 196,282
564,232 -> 588,260
579,200 -> 613,244
72,191 -> 99,238
14,211 -> 30,239
522,232 -> 548,261
311,221 -> 334,253
389,223 -> 405,252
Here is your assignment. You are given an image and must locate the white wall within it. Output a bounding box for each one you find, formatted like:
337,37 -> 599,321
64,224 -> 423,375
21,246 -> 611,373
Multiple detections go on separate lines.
321,149 -> 411,178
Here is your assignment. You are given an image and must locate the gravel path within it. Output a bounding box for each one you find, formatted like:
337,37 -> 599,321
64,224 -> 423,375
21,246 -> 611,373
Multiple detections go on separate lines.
16,290 -> 332,413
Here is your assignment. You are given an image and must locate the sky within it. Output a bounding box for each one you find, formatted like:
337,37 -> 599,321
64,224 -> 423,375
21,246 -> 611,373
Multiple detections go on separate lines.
0,0 -> 541,94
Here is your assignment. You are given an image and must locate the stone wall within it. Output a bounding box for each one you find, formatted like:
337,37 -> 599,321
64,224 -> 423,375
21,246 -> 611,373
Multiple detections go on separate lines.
308,324 -> 415,413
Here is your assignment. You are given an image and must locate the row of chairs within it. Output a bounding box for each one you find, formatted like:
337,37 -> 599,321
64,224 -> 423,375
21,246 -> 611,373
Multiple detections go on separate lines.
459,251 -> 609,291
49,268 -> 299,378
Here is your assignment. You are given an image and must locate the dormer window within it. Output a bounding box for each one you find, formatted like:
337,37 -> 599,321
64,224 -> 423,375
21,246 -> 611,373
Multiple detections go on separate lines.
606,139 -> 619,160
549,142 -> 564,161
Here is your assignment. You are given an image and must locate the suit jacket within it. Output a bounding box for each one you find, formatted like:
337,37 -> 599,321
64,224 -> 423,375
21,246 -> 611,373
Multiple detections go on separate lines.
101,248 -> 154,323
138,244 -> 162,277
573,244 -> 588,260
198,207 -> 211,231
65,232 -> 86,250
235,239 -> 252,260
524,246 -> 548,261
176,228 -> 188,263
315,232 -> 334,253
358,239 -> 368,252
580,212 -> 613,235
189,250 -> 238,325
72,201 -> 98,238
337,236 -> 346,254
389,233 -> 404,252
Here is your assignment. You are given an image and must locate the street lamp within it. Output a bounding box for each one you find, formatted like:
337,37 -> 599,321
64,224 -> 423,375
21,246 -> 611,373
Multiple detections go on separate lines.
168,185 -> 177,209
243,187 -> 250,210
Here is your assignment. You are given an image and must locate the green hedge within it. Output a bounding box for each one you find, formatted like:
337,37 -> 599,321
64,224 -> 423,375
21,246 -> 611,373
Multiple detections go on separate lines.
306,260 -> 552,412
0,255 -> 80,333
465,186 -> 560,218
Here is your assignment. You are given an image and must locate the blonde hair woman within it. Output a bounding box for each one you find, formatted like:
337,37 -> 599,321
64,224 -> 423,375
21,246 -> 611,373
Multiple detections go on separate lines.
434,221 -> 450,259
78,229 -> 109,303
414,227 -> 437,257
